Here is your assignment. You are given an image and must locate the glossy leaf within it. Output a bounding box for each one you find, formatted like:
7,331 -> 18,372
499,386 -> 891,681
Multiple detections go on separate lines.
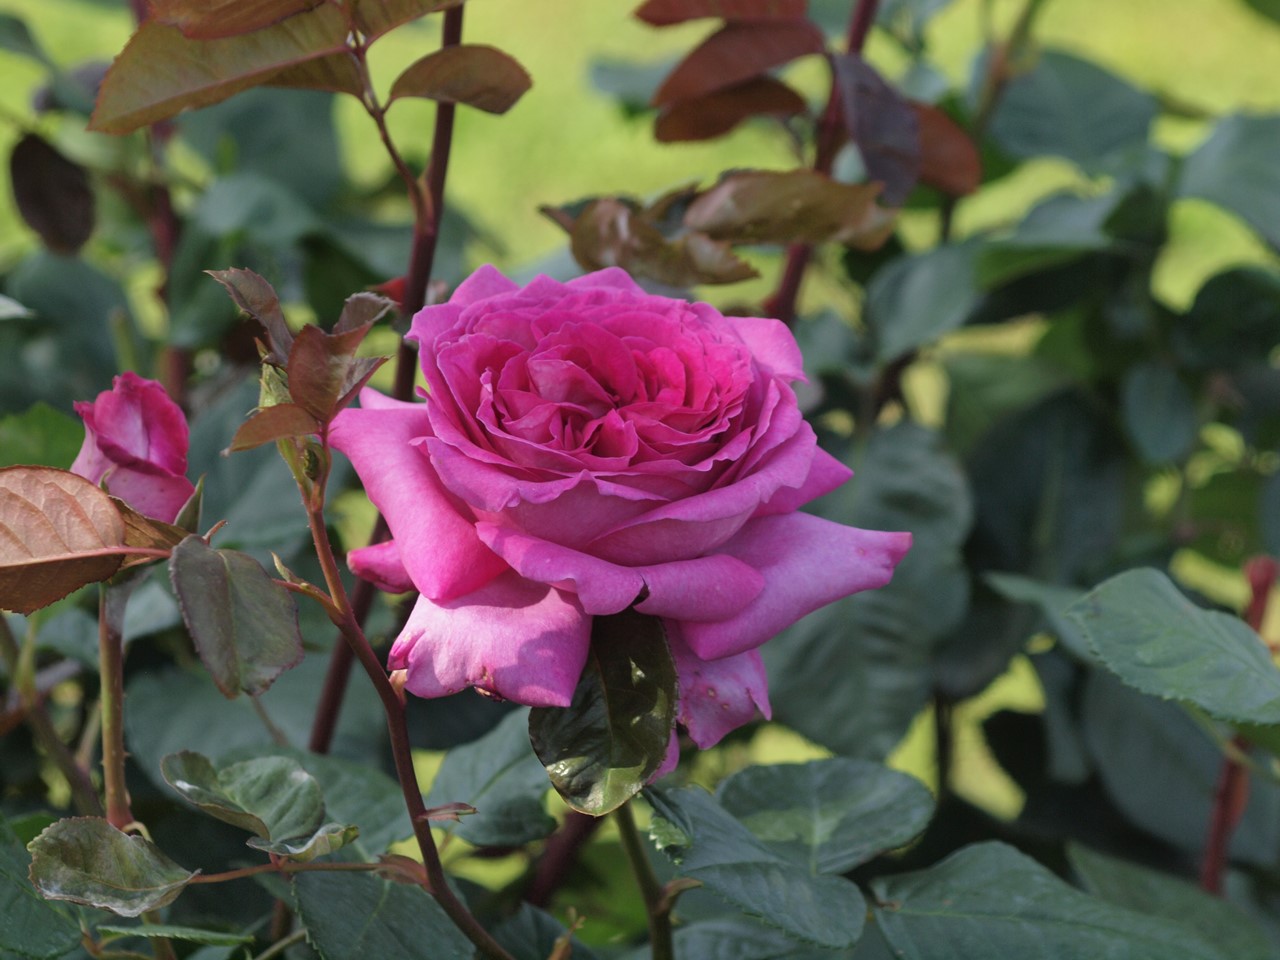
424,708 -> 556,847
169,535 -> 304,698
0,466 -> 126,614
1066,567 -> 1280,725
151,0 -> 323,39
9,135 -> 94,254
832,54 -> 921,206
1178,114 -> 1280,251
873,842 -> 1224,960
96,924 -> 254,947
655,75 -> 806,142
227,402 -> 322,453
389,45 -> 532,115
716,759 -> 934,873
684,169 -> 890,247
1120,362 -> 1197,464
636,0 -> 808,25
27,818 -> 195,918
207,269 -> 293,364
89,5 -> 350,134
652,20 -> 825,107
529,610 -> 677,816
0,818 -> 79,959
648,785 -> 866,948
912,102 -> 980,196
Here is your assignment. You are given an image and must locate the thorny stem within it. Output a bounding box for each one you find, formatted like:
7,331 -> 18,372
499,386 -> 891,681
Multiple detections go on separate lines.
615,801 -> 674,960
0,617 -> 100,816
1199,556 -> 1278,895
302,463 -> 515,960
766,0 -> 881,326
97,586 -> 133,831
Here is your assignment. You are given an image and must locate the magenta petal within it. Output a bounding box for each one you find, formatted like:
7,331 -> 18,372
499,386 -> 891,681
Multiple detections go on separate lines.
681,513 -> 912,661
668,622 -> 771,749
347,540 -> 415,594
450,263 -> 523,306
650,730 -> 681,781
389,572 -> 592,707
329,390 -> 507,601
566,267 -> 646,295
103,467 -> 195,524
755,447 -> 852,517
632,553 -> 763,622
723,311 -> 806,381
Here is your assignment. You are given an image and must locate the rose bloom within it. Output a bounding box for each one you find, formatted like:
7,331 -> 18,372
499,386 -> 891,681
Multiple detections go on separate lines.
71,372 -> 195,523
332,268 -> 910,750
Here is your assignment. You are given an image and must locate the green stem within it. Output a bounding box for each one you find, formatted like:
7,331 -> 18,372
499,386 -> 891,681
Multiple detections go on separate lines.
615,801 -> 673,960
98,586 -> 133,830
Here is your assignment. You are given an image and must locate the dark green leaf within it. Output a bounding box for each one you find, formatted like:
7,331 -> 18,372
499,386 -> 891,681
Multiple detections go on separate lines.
1066,568 -> 1280,725
97,925 -> 254,947
491,902 -> 601,960
293,869 -> 472,960
864,240 -> 982,362
249,821 -> 359,860
1121,362 -> 1197,464
389,45 -> 531,114
9,135 -> 94,255
989,50 -> 1157,171
0,403 -> 83,470
1178,114 -> 1280,250
169,535 -> 304,698
27,818 -> 195,918
874,842 -> 1224,960
670,917 -> 862,959
716,759 -> 933,874
941,352 -> 1069,456
0,818 -> 79,959
648,786 -> 866,948
193,173 -> 319,248
976,192 -> 1119,288
160,751 -> 325,842
425,708 -> 555,847
0,14 -> 51,66
529,610 -> 677,816
984,574 -> 1090,661
1174,267 -> 1280,370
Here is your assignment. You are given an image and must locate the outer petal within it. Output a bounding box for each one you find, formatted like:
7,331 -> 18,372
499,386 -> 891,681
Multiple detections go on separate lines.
389,572 -> 591,707
681,513 -> 912,661
566,266 -> 647,295
330,389 -> 507,601
754,447 -> 852,517
668,622 -> 771,749
103,467 -> 195,524
720,310 -> 806,382
346,539 -> 415,594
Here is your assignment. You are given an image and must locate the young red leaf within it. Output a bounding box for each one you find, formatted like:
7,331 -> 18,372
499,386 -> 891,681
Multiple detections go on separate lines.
0,467 -> 127,614
636,0 -> 808,26
287,325 -> 387,423
652,20 -> 825,108
9,134 -> 94,254
831,54 -> 921,206
266,51 -> 364,97
226,403 -> 322,453
89,6 -> 349,134
912,102 -> 982,196
112,498 -> 188,568
352,0 -> 464,42
655,75 -> 806,142
207,268 -> 293,363
389,45 -> 531,115
150,0 -> 324,40
335,292 -> 396,334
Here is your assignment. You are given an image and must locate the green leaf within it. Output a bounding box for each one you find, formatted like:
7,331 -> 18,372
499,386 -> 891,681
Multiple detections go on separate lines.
27,818 -> 195,918
1121,362 -> 1198,464
865,240 -> 982,362
169,535 -> 304,698
716,759 -> 933,874
976,192 -> 1119,288
0,13 -> 51,66
670,917 -> 861,960
250,821 -> 359,861
1174,267 -> 1280,370
873,842 -> 1225,960
389,44 -> 532,114
529,610 -> 677,816
1066,567 -> 1280,725
97,924 -> 254,947
193,173 -> 320,248
160,751 -> 324,841
425,708 -> 555,847
1179,114 -> 1280,251
1067,844 -> 1272,960
490,902 -> 602,960
89,6 -> 351,134
0,818 -> 79,959
648,786 -> 866,949
984,574 -> 1090,660
0,403 -> 82,470
293,869 -> 472,960
989,50 -> 1156,171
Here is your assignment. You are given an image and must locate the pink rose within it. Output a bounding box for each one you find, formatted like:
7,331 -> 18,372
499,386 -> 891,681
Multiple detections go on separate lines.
331,267 -> 910,749
71,372 -> 195,523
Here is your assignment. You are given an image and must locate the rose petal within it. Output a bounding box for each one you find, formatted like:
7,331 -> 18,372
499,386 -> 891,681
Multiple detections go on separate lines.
722,311 -> 806,382
668,622 -> 771,749
330,389 -> 507,601
755,447 -> 852,517
389,572 -> 591,707
102,467 -> 195,524
346,539 -> 415,594
651,730 -> 681,781
680,513 -> 912,660
566,266 -> 646,295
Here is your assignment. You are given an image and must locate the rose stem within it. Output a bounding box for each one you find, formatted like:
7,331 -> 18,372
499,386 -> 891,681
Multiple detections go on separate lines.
764,0 -> 880,326
303,465 -> 515,960
0,616 -> 100,816
526,811 -> 603,906
615,800 -> 674,960
308,6 -> 465,756
97,585 -> 134,831
1200,555 -> 1278,894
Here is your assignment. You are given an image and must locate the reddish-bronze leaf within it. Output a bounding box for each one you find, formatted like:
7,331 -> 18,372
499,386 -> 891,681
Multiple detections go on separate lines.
335,292 -> 395,334
227,403 -> 322,453
389,45 -> 532,115
89,6 -> 349,134
352,0 -> 464,42
267,51 -> 363,96
9,135 -> 95,254
0,467 -> 127,614
207,269 -> 293,364
287,325 -> 387,423
831,53 -> 921,206
655,75 -> 806,142
652,20 -> 824,108
112,498 -> 186,569
684,169 -> 894,247
912,102 -> 981,196
636,0 -> 808,26
149,0 -> 324,40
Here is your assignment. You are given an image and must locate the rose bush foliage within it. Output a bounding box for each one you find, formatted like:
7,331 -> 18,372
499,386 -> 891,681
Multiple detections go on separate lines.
70,371 -> 195,523
332,267 -> 910,749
